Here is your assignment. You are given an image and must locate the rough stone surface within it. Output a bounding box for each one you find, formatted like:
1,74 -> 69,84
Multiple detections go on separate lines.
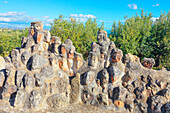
0,22 -> 169,113
0,56 -> 6,71
29,54 -> 48,70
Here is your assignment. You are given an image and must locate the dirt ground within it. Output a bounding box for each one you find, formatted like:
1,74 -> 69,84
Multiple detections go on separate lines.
0,100 -> 126,113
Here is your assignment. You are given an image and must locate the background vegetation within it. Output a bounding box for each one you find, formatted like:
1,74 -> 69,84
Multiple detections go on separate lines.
0,10 -> 169,69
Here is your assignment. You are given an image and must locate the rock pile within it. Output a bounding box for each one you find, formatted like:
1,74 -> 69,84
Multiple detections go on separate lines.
0,21 -> 169,112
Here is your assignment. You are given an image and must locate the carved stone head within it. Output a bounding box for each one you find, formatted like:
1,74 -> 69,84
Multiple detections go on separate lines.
97,29 -> 108,45
11,49 -> 20,63
21,51 -> 30,65
110,48 -> 123,63
100,69 -> 109,84
109,41 -> 116,52
60,44 -> 67,55
50,36 -> 61,54
30,21 -> 43,31
88,52 -> 99,69
84,71 -> 95,85
143,57 -> 155,69
28,21 -> 43,37
73,52 -> 84,70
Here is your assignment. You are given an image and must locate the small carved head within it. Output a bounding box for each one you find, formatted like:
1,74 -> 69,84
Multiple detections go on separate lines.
110,48 -> 123,62
143,57 -> 155,69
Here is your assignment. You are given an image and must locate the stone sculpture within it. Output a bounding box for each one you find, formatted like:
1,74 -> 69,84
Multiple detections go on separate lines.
0,22 -> 169,113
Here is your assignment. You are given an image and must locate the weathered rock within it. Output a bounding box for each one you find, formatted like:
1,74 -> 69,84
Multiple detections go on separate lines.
161,102 -> 170,113
0,56 -> 6,71
2,85 -> 17,98
29,90 -> 43,109
40,66 -> 53,78
156,89 -> 170,100
97,93 -> 109,106
148,95 -> 168,113
46,93 -> 69,108
108,61 -> 125,85
34,73 -> 45,87
14,89 -> 29,108
88,52 -> 99,70
143,57 -> 155,69
23,74 -> 35,92
29,54 -> 48,70
50,36 -> 61,54
0,71 -> 5,87
21,51 -> 30,65
11,49 -> 20,63
111,86 -> 128,102
0,21 -> 170,112
97,69 -> 109,93
70,74 -> 81,104
15,70 -> 26,87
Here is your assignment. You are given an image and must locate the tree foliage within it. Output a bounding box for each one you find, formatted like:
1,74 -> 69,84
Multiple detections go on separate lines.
0,11 -> 169,68
0,28 -> 28,56
109,10 -> 170,68
50,15 -> 102,58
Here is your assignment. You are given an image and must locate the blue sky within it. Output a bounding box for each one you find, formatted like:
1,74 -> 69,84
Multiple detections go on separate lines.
0,0 -> 169,29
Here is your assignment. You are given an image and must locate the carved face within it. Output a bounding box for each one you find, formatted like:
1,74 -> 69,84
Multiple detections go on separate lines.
101,53 -> 106,60
144,61 -> 152,69
100,69 -> 109,84
73,55 -> 83,70
97,32 -> 104,45
28,26 -> 35,36
111,52 -> 121,62
88,53 -> 98,68
42,42 -> 49,51
61,46 -> 66,54
34,23 -> 43,31
11,49 -> 20,62
143,58 -> 155,69
67,49 -> 74,59
84,71 -> 95,85
58,57 -> 69,72
21,51 -> 30,65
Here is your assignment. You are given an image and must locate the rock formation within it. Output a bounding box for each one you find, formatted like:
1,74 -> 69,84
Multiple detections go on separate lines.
0,22 -> 169,112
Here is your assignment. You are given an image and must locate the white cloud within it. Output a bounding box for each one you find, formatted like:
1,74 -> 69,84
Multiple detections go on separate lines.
156,4 -> 159,6
0,12 -> 53,29
128,4 -> 137,9
43,16 -> 49,19
0,23 -> 8,25
151,17 -> 159,21
69,14 -> 96,22
4,1 -> 7,3
0,12 -> 25,17
153,4 -> 159,7
70,14 -> 78,17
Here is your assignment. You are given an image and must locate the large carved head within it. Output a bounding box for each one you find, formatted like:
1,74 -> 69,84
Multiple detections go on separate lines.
50,36 -> 61,54
28,21 -> 43,36
143,57 -> 155,69
110,48 -> 123,63
98,69 -> 109,85
64,39 -> 73,49
109,41 -> 116,52
30,21 -> 43,31
97,29 -> 107,45
73,52 -> 84,70
60,44 -> 67,55
88,52 -> 99,68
